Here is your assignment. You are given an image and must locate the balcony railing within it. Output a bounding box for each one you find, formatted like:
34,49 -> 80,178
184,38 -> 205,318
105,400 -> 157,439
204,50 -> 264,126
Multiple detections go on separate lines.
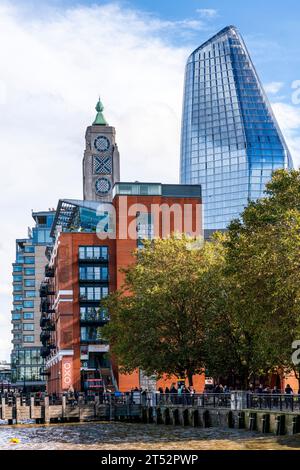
80,338 -> 109,344
45,265 -> 54,278
80,311 -> 109,323
40,299 -> 55,314
40,346 -> 51,359
79,256 -> 108,263
79,274 -> 109,282
40,282 -> 55,297
40,330 -> 51,344
40,314 -> 55,329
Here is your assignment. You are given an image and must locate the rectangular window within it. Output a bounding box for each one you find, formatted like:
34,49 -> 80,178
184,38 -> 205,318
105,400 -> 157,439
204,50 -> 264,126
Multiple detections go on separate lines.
24,290 -> 36,298
13,295 -> 23,301
23,312 -> 34,320
23,335 -> 34,343
79,266 -> 108,281
12,313 -> 22,320
23,323 -> 34,331
24,268 -> 35,276
13,285 -> 22,292
24,257 -> 35,264
79,286 -> 108,301
13,275 -> 23,282
24,279 -> 35,287
23,301 -> 34,308
79,246 -> 108,261
24,246 -> 35,253
13,265 -> 22,273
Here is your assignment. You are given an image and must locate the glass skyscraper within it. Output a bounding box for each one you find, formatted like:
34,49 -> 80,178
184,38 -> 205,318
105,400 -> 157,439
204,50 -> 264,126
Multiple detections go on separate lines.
180,25 -> 293,231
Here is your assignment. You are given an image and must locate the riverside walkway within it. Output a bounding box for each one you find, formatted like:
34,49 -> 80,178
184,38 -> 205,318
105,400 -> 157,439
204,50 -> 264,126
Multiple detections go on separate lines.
1,392 -> 300,436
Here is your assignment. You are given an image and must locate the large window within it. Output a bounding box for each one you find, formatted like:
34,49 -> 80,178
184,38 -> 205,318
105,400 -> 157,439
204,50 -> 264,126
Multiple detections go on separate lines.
23,312 -> 34,320
24,290 -> 36,298
24,246 -> 35,253
23,323 -> 34,331
80,326 -> 104,342
23,300 -> 34,308
13,285 -> 22,292
79,246 -> 108,261
13,275 -> 23,282
13,295 -> 23,302
24,268 -> 35,276
24,257 -> 35,264
23,335 -> 34,343
12,313 -> 22,320
24,279 -> 35,287
80,306 -> 109,322
79,266 -> 108,281
13,265 -> 22,273
79,286 -> 108,301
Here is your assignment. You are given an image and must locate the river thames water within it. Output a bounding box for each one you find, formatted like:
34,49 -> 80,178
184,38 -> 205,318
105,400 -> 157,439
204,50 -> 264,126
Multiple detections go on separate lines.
0,422 -> 300,450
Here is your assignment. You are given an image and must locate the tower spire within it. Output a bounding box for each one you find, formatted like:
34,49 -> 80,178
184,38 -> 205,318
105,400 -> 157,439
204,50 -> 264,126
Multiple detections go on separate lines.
93,97 -> 108,126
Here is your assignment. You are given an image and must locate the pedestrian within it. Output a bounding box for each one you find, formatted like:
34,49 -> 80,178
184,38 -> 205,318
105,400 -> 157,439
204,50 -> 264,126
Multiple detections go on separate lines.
272,385 -> 279,408
285,384 -> 293,410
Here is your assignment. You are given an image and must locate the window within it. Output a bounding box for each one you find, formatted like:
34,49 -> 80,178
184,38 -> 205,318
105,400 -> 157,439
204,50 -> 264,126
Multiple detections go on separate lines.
24,279 -> 35,287
23,323 -> 34,331
23,312 -> 34,320
80,306 -> 108,322
23,335 -> 34,343
12,313 -> 22,320
13,295 -> 23,301
24,268 -> 35,275
13,265 -> 22,273
23,300 -> 34,308
24,290 -> 36,298
79,246 -> 108,261
24,246 -> 35,253
13,275 -> 23,282
24,257 -> 35,264
79,286 -> 108,301
13,285 -> 22,292
79,266 -> 108,281
80,326 -> 103,342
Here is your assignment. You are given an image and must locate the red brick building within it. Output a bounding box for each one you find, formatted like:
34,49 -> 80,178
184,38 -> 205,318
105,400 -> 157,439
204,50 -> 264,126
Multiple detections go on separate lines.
41,183 -> 204,394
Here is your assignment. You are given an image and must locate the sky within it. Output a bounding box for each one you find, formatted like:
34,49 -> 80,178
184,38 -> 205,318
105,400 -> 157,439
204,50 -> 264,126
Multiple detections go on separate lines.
1,0 -> 300,360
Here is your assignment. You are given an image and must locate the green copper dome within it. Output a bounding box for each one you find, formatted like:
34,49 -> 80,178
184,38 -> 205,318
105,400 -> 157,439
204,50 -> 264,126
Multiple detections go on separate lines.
93,98 -> 108,125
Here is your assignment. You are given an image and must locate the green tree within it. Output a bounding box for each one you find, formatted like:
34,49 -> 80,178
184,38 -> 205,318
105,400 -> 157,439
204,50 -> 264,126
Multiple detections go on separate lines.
213,170 -> 300,387
102,235 -> 224,386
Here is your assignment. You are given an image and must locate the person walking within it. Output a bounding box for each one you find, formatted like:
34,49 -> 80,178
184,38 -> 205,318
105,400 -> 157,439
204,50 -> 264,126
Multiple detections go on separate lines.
285,384 -> 293,410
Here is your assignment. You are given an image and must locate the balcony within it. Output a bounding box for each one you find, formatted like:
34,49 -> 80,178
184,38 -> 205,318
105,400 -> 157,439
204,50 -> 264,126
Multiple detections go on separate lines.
40,314 -> 55,329
78,256 -> 108,263
80,310 -> 109,323
45,265 -> 54,277
40,346 -> 51,358
79,275 -> 109,283
40,298 -> 55,314
40,330 -> 51,344
40,282 -> 55,297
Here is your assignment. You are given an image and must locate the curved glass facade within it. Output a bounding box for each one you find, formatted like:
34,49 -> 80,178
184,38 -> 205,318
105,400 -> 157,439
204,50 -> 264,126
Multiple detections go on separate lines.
180,26 -> 293,230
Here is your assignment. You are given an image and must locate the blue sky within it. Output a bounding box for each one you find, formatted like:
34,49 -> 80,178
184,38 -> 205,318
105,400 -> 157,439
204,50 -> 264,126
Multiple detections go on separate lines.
1,0 -> 300,359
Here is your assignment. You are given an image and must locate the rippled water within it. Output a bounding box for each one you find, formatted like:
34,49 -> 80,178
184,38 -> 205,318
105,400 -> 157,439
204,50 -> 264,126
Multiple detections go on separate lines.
0,422 -> 300,450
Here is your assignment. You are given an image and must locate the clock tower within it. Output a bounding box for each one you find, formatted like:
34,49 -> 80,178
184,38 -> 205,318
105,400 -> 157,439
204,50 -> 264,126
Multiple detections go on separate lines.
83,99 -> 120,202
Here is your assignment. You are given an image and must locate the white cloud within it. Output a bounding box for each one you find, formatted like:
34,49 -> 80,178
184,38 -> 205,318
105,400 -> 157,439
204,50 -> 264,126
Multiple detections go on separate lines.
0,2 -> 213,360
196,9 -> 218,19
271,102 -> 300,167
264,81 -> 284,94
